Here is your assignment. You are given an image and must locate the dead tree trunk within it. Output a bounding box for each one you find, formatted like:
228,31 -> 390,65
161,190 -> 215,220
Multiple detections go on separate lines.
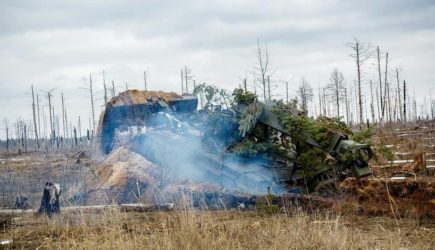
344,87 -> 349,124
144,70 -> 147,91
61,93 -> 66,139
37,94 -> 41,143
38,182 -> 61,216
396,68 -> 402,122
103,70 -> 107,105
286,81 -> 289,104
347,39 -> 371,128
384,52 -> 390,122
370,80 -> 375,123
181,69 -> 184,93
48,92 -> 53,142
377,46 -> 383,120
90,74 -> 96,134
31,85 -> 39,148
403,80 -> 407,122
5,119 -> 9,151
184,66 -> 189,93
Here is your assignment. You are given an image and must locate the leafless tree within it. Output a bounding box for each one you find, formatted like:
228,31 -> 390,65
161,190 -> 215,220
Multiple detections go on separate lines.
253,39 -> 271,101
61,93 -> 66,139
344,87 -> 349,124
180,69 -> 184,93
326,68 -> 345,117
403,80 -> 407,122
395,67 -> 402,121
4,119 -> 9,151
111,80 -> 116,98
376,46 -> 383,120
103,70 -> 108,105
31,85 -> 39,148
297,77 -> 313,114
182,66 -> 194,93
369,80 -> 375,123
36,93 -> 41,140
346,38 -> 372,128
80,74 -> 96,135
144,70 -> 148,91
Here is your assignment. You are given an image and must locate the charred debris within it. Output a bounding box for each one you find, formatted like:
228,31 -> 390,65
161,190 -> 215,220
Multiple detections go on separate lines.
98,86 -> 374,196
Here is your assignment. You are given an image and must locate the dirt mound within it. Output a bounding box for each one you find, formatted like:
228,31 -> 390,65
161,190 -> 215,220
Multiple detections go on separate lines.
86,147 -> 161,204
339,177 -> 434,217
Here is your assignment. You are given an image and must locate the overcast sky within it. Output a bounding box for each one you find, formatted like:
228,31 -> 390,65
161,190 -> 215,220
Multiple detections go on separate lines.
0,0 -> 434,137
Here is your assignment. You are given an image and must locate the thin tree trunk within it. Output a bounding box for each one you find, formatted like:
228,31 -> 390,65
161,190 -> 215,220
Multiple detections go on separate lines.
89,74 -> 95,134
184,66 -> 189,93
61,93 -> 66,139
31,85 -> 39,148
384,52 -> 389,122
181,69 -> 184,94
286,81 -> 289,104
103,70 -> 107,105
396,68 -> 402,122
377,46 -> 383,120
356,42 -> 363,128
47,92 -> 53,144
335,74 -> 340,117
403,80 -> 407,122
78,116 -> 82,140
37,94 -> 41,142
5,120 -> 8,151
144,71 -> 147,91
370,80 -> 375,123
344,87 -> 349,124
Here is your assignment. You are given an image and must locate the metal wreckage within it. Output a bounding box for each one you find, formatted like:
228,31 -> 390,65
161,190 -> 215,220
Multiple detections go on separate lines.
99,86 -> 373,196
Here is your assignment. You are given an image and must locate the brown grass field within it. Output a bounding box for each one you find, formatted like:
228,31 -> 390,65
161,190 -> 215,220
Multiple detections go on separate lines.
1,208 -> 434,249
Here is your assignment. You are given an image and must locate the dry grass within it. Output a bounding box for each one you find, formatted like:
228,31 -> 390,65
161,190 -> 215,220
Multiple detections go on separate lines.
1,208 -> 433,250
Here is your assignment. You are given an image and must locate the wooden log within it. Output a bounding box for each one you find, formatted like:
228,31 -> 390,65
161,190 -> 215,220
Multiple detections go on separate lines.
0,203 -> 174,215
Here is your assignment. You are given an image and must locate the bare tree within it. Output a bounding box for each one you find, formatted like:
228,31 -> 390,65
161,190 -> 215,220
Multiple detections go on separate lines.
369,80 -> 375,123
144,70 -> 148,91
80,74 -> 96,134
111,80 -> 116,98
182,66 -> 194,93
253,39 -> 271,101
180,69 -> 184,93
403,80 -> 407,122
297,77 -> 313,114
4,119 -> 9,151
326,68 -> 345,117
31,85 -> 39,148
103,70 -> 108,104
61,93 -> 66,139
376,46 -> 383,120
344,87 -> 349,124
384,52 -> 391,122
395,68 -> 402,121
43,89 -> 56,141
36,93 -> 41,141
346,38 -> 372,128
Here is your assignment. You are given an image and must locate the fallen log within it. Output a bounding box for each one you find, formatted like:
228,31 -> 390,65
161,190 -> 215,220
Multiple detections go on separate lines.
0,203 -> 175,215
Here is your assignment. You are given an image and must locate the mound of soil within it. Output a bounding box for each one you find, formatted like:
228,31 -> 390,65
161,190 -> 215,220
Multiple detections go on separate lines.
339,177 -> 434,217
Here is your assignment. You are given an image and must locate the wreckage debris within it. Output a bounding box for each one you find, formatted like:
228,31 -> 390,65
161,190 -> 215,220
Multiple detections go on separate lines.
97,88 -> 374,197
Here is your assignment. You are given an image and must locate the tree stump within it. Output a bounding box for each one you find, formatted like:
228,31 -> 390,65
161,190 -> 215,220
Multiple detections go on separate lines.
37,182 -> 61,216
